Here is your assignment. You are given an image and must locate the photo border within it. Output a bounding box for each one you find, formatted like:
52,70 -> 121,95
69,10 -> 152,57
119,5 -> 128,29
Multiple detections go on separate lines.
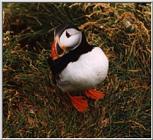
0,0 -> 152,139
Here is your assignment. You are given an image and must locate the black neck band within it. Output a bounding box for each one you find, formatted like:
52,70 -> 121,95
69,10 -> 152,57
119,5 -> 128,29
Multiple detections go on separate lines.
48,36 -> 93,75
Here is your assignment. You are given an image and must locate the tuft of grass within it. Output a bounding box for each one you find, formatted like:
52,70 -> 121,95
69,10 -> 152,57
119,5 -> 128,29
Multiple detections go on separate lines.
3,3 -> 151,138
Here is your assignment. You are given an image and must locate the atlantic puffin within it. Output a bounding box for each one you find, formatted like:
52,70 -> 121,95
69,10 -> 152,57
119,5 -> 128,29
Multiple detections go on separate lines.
48,24 -> 109,112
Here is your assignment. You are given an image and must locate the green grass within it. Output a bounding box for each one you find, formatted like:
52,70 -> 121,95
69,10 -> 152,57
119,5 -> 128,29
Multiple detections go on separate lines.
3,3 -> 151,138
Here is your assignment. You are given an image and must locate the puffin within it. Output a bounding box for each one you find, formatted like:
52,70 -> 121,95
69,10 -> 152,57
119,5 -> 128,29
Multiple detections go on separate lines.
48,23 -> 109,112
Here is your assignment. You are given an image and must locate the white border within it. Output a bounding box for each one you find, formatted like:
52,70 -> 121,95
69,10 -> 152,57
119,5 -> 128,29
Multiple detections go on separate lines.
0,1 -> 152,140
0,1 -> 2,140
1,0 -> 153,2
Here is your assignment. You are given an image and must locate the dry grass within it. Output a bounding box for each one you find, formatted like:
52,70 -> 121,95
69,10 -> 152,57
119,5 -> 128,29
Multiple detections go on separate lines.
3,3 -> 151,138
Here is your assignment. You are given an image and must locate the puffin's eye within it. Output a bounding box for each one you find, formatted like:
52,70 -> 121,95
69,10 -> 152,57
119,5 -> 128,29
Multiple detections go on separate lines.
66,31 -> 71,38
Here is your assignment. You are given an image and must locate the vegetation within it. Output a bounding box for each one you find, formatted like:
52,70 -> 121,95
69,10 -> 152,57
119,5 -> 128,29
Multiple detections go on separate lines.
3,3 -> 151,138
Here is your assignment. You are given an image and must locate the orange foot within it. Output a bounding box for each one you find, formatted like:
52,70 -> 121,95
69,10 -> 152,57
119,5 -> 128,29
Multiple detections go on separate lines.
70,96 -> 88,112
85,89 -> 105,101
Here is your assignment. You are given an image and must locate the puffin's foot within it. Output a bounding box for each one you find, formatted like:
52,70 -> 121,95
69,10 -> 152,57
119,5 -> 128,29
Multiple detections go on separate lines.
85,89 -> 105,100
70,96 -> 88,112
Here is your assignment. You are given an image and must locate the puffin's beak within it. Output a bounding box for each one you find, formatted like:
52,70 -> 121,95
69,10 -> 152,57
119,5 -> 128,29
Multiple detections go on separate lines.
50,40 -> 58,60
50,35 -> 66,60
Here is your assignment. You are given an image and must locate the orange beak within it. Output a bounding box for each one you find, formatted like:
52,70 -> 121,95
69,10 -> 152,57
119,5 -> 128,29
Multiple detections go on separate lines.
50,40 -> 58,60
50,36 -> 61,60
50,36 -> 69,60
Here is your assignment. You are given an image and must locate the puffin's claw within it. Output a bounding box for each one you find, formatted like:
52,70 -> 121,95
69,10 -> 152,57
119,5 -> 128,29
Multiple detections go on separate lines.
70,96 -> 88,112
85,89 -> 105,100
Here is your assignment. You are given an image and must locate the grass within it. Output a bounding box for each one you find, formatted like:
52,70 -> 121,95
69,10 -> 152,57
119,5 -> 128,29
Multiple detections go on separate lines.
2,3 -> 151,138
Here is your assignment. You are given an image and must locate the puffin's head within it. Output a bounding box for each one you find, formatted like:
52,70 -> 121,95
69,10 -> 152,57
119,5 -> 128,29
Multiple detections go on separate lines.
50,24 -> 83,60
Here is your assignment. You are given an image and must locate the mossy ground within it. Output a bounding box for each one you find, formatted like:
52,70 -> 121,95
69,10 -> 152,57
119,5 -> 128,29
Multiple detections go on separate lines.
3,3 -> 151,138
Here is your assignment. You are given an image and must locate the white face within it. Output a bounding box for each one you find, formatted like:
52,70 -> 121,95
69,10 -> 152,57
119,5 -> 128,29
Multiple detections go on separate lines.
59,28 -> 82,50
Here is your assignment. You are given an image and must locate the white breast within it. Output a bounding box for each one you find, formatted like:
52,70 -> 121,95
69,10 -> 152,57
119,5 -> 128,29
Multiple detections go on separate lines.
57,47 -> 109,92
